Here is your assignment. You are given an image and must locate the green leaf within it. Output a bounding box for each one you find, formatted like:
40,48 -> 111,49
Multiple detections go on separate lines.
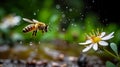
106,61 -> 116,67
110,43 -> 118,55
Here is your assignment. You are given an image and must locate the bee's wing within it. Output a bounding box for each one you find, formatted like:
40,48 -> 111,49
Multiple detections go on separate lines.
32,19 -> 39,23
23,18 -> 35,23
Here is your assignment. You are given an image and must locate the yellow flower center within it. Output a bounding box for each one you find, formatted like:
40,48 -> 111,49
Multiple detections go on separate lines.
91,36 -> 101,43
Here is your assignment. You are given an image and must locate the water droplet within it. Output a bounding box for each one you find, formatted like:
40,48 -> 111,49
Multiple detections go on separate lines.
92,0 -> 95,3
37,9 -> 40,12
62,28 -> 65,31
66,6 -> 68,9
38,41 -> 41,44
20,41 -> 23,45
62,14 -> 65,18
56,4 -> 60,9
69,8 -> 72,12
71,19 -> 75,21
71,23 -> 77,27
81,14 -> 84,17
80,13 -> 82,15
30,42 -> 33,46
68,18 -> 71,21
63,22 -> 66,24
33,12 -> 36,15
80,18 -> 83,20
56,28 -> 59,31
74,24 -> 77,27
71,23 -> 74,26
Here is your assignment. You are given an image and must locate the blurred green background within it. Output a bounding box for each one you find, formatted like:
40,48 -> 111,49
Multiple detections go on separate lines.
0,0 -> 120,61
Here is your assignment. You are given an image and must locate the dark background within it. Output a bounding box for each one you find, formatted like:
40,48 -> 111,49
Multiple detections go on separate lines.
1,0 -> 119,24
84,0 -> 120,24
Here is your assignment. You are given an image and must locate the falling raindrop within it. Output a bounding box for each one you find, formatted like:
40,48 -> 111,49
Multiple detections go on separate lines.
33,12 -> 36,15
80,18 -> 83,20
92,0 -> 95,3
62,14 -> 65,18
38,41 -> 41,44
80,13 -> 81,15
63,22 -> 66,24
37,9 -> 40,12
74,24 -> 77,27
68,18 -> 71,21
71,19 -> 75,22
71,23 -> 74,26
61,11 -> 64,13
62,28 -> 65,31
66,6 -> 68,9
69,8 -> 72,12
67,18 -> 70,22
29,42 -> 33,46
56,4 -> 60,9
81,14 -> 84,17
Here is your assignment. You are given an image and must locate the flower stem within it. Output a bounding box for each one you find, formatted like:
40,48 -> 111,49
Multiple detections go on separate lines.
103,48 -> 120,61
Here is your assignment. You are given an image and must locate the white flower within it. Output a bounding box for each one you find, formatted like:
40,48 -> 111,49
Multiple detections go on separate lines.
79,31 -> 114,52
0,14 -> 21,30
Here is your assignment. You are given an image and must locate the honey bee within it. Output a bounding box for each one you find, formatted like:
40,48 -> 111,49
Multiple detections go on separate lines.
22,18 -> 48,36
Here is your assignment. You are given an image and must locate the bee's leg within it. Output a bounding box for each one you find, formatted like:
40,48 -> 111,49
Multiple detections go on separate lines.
32,31 -> 35,36
34,30 -> 37,36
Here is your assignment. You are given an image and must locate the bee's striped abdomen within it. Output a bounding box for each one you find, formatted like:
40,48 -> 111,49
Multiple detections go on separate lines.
23,24 -> 35,33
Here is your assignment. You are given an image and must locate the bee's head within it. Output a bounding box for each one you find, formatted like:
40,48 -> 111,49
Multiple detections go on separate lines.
45,25 -> 48,32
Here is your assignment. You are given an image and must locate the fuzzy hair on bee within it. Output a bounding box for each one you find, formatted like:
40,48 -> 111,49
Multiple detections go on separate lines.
22,18 -> 48,36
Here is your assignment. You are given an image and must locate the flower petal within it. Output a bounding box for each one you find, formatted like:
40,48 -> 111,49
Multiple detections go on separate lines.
82,44 -> 93,52
79,40 -> 92,45
100,32 -> 106,37
93,43 -> 98,51
101,32 -> 114,40
99,41 -> 108,46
